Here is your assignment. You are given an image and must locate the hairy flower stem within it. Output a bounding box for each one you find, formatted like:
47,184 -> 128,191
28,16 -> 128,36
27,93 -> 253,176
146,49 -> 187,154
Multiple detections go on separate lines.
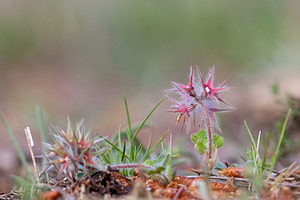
200,102 -> 212,159
108,164 -> 155,170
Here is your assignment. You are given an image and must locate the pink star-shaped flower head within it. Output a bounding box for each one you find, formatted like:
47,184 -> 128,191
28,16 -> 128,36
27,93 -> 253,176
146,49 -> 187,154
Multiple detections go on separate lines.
166,96 -> 196,126
170,66 -> 196,98
198,66 -> 230,103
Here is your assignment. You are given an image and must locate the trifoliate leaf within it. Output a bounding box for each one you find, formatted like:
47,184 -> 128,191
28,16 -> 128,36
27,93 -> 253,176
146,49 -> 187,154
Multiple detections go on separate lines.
196,140 -> 208,154
212,134 -> 223,149
190,130 -> 207,144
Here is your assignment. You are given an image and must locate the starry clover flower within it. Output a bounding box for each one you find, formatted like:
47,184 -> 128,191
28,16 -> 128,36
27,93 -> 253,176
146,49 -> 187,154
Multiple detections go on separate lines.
164,65 -> 235,158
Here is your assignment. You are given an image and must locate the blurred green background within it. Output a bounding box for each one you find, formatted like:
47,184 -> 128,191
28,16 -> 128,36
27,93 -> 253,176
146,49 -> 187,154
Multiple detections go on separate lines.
1,0 -> 300,191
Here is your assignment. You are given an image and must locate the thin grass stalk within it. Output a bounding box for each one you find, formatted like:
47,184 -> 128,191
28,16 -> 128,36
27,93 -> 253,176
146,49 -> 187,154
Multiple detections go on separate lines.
261,133 -> 268,172
98,134 -> 132,162
267,109 -> 291,182
244,121 -> 257,152
143,126 -> 153,162
109,163 -> 155,170
124,96 -> 133,159
134,144 -> 142,162
133,145 -> 138,161
121,141 -> 126,162
24,127 -> 40,184
251,146 -> 259,176
102,153 -> 111,164
256,131 -> 261,163
144,130 -> 169,161
137,145 -> 143,162
131,96 -> 165,143
244,121 -> 262,165
156,151 -> 164,162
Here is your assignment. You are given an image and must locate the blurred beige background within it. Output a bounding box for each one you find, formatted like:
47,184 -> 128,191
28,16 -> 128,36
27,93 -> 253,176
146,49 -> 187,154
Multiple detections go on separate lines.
1,1 -> 300,192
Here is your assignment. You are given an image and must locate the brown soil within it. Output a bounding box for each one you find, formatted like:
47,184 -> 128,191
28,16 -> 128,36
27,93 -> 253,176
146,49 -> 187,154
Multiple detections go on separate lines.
2,167 -> 300,200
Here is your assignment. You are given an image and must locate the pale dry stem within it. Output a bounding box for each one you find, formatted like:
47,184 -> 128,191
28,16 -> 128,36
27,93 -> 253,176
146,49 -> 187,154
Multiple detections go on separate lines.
24,127 -> 40,184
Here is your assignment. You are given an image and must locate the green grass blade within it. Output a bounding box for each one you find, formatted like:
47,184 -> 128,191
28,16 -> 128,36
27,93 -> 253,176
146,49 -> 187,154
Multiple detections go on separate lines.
261,132 -> 268,172
137,144 -> 143,162
101,154 -> 111,164
262,162 -> 270,176
111,123 -> 151,144
244,121 -> 261,165
123,96 -> 133,159
274,109 -> 291,158
133,145 -> 137,161
155,151 -> 164,162
244,121 -> 257,152
143,126 -> 153,161
131,96 -> 165,143
98,134 -> 132,162
143,130 -> 169,162
107,150 -> 114,163
133,144 -> 142,162
121,141 -> 126,162
267,109 -> 291,182
124,115 -> 132,140
1,112 -> 32,178
251,146 -> 259,176
161,153 -> 171,168
118,125 -> 122,149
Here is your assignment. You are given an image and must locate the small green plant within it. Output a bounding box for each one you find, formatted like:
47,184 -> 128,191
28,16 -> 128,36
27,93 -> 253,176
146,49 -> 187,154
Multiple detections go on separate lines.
98,96 -> 174,183
164,66 -> 234,169
242,109 -> 291,194
190,130 -> 224,155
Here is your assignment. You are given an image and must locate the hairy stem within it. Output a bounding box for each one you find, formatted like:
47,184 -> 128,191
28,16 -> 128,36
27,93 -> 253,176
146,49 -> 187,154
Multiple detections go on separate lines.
108,163 -> 155,170
200,102 -> 212,159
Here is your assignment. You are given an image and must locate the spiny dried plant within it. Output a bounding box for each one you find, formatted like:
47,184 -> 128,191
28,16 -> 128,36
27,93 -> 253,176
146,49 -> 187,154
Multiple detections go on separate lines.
43,118 -> 105,179
164,66 -> 235,159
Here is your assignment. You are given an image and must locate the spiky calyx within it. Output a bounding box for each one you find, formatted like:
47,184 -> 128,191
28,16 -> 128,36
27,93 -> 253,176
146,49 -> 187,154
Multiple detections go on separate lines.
44,118 -> 104,177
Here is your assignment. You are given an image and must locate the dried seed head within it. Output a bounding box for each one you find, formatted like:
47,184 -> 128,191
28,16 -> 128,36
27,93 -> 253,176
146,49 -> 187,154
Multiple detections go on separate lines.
44,118 -> 105,176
